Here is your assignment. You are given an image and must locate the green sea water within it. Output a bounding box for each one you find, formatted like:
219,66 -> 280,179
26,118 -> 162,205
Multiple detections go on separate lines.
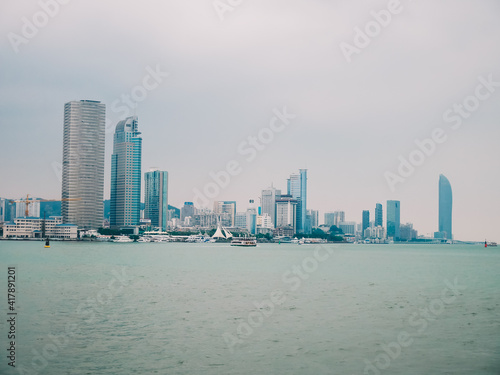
0,241 -> 498,374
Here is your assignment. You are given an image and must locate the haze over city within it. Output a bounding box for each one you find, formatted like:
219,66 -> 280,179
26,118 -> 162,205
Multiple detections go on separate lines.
1,0 -> 499,241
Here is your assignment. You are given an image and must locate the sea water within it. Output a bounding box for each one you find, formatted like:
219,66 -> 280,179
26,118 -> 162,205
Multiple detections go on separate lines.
0,241 -> 498,374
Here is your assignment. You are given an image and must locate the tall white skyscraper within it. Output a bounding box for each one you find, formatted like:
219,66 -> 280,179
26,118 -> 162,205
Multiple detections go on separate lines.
61,100 -> 105,230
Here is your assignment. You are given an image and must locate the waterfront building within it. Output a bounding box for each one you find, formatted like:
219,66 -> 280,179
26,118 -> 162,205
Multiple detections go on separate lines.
400,223 -> 418,241
308,209 -> 319,228
246,200 -> 257,234
362,210 -> 370,238
387,200 -> 401,239
276,195 -> 298,234
144,169 -> 168,231
235,212 -> 247,229
375,203 -> 383,227
287,169 -> 308,233
324,212 -> 335,227
62,100 -> 105,230
180,202 -> 195,222
193,212 -> 231,228
3,216 -> 77,239
110,116 -> 142,228
339,221 -> 356,236
438,174 -> 453,239
213,201 -> 236,227
261,185 -> 281,228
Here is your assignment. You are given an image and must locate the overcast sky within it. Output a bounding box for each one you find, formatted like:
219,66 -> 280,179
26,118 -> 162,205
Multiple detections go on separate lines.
1,0 -> 499,241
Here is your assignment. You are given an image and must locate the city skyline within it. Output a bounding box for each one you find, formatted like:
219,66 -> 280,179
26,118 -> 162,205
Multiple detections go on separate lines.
1,1 -> 499,241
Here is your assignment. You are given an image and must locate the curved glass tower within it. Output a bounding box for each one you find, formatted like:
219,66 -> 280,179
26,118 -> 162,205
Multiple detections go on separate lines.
110,116 -> 142,228
438,174 -> 453,239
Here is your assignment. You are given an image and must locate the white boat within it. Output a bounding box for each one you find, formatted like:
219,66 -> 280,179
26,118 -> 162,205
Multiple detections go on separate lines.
138,236 -> 151,243
231,236 -> 257,247
112,235 -> 133,243
151,235 -> 170,243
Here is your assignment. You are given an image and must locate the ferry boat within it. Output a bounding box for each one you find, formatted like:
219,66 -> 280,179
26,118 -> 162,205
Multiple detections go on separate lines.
112,235 -> 133,243
230,236 -> 257,247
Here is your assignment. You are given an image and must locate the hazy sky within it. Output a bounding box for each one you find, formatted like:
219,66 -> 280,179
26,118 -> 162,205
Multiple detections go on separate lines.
1,0 -> 499,241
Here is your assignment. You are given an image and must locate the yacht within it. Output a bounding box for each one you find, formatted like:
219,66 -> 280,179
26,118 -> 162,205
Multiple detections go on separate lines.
112,235 -> 133,243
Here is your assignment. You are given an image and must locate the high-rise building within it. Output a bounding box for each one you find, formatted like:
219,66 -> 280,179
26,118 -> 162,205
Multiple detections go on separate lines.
213,201 -> 236,227
246,200 -> 257,234
261,185 -> 281,228
144,169 -> 168,231
387,200 -> 401,239
62,100 -> 105,230
307,209 -> 319,228
400,223 -> 418,241
324,212 -> 335,227
362,210 -> 370,238
15,198 -> 40,218
180,202 -> 195,222
438,174 -> 453,240
375,203 -> 383,227
334,211 -> 345,226
275,195 -> 298,234
110,116 -> 142,228
235,212 -> 247,229
287,169 -> 308,233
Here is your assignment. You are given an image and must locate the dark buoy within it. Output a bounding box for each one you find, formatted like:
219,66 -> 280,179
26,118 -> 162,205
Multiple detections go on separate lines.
44,238 -> 50,248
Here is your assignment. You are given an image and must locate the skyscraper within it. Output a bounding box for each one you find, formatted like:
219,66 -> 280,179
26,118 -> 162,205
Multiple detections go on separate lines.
324,212 -> 335,227
438,174 -> 453,239
110,116 -> 142,228
387,200 -> 400,239
287,169 -> 307,233
144,169 -> 168,231
362,210 -> 370,238
246,200 -> 257,234
180,202 -> 195,222
375,203 -> 383,227
261,185 -> 281,228
275,195 -> 298,233
62,100 -> 105,230
213,201 -> 237,227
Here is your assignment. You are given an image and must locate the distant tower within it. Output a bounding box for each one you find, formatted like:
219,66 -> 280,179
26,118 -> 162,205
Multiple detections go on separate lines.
362,210 -> 370,238
375,203 -> 383,227
438,174 -> 453,239
110,116 -> 142,227
62,100 -> 105,230
386,200 -> 400,239
261,185 -> 281,228
287,169 -> 308,233
144,169 -> 168,231
180,202 -> 195,222
246,200 -> 257,234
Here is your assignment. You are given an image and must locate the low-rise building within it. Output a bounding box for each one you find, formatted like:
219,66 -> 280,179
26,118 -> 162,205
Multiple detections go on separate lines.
3,216 -> 77,239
